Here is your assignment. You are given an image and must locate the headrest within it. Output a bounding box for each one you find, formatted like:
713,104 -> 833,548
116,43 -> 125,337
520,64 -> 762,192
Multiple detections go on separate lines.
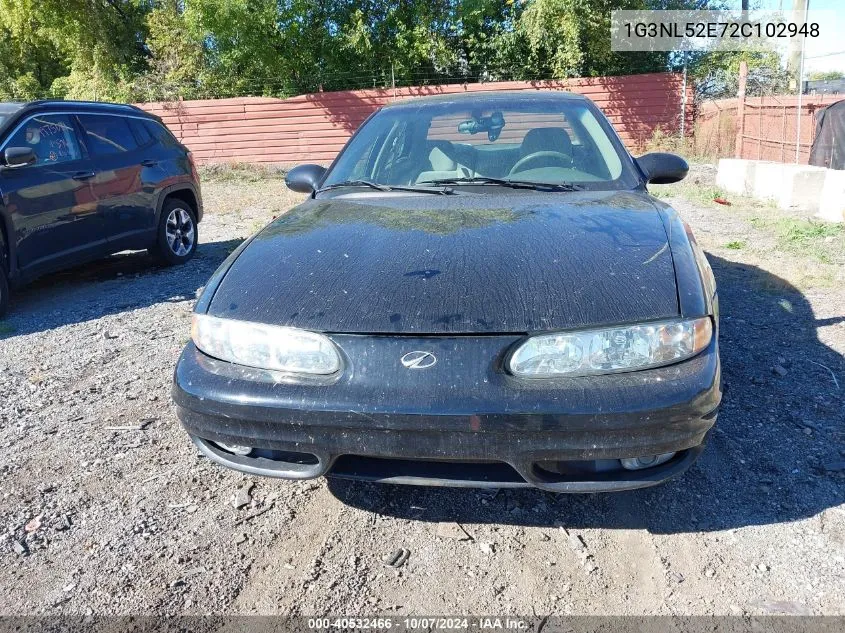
520,127 -> 573,156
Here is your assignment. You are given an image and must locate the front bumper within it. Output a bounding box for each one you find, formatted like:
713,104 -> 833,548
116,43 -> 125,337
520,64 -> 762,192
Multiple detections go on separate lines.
172,334 -> 720,493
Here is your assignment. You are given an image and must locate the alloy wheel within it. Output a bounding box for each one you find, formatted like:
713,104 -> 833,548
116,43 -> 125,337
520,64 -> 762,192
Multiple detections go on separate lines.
165,207 -> 195,257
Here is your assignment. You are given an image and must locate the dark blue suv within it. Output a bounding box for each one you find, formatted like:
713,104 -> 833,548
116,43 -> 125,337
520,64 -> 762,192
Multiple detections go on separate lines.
0,100 -> 203,315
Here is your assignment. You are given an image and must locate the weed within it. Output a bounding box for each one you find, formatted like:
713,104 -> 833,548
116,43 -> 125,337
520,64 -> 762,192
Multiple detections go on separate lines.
751,217 -> 843,264
199,162 -> 287,183
650,182 -> 730,207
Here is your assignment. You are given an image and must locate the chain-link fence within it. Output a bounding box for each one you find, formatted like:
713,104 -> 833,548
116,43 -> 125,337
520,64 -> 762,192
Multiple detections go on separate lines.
690,62 -> 843,164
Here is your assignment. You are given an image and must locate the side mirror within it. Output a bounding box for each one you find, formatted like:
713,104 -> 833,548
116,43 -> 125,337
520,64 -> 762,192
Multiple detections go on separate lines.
285,164 -> 327,193
3,147 -> 36,169
636,152 -> 688,185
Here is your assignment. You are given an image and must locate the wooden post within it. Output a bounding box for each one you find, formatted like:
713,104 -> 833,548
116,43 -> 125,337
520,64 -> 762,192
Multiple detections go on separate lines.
735,61 -> 748,158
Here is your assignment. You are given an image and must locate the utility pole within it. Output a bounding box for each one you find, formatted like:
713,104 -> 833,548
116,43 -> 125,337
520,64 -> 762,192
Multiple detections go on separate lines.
735,61 -> 748,158
787,0 -> 807,90
680,51 -> 688,139
795,0 -> 810,163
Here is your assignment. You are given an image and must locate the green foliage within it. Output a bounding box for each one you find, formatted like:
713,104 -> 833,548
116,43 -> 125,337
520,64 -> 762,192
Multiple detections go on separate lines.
0,19 -> 65,100
751,217 -> 843,264
0,0 -> 148,100
689,49 -> 791,101
807,70 -> 845,81
0,0 -> 734,102
140,0 -> 205,100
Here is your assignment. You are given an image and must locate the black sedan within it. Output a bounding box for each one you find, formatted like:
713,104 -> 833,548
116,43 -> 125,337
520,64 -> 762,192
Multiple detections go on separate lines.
173,91 -> 720,492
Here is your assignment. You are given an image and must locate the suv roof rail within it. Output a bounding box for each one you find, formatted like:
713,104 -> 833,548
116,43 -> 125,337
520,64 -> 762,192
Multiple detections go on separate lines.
27,99 -> 147,113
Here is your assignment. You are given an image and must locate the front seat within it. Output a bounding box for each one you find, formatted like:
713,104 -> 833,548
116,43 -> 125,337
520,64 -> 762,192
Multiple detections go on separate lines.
415,145 -> 472,184
516,127 -> 574,170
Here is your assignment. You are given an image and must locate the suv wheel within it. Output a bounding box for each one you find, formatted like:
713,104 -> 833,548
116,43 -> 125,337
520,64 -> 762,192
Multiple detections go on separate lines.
155,199 -> 198,265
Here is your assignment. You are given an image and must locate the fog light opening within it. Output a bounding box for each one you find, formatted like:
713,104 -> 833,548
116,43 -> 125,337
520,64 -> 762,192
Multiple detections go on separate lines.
215,442 -> 253,457
620,452 -> 676,471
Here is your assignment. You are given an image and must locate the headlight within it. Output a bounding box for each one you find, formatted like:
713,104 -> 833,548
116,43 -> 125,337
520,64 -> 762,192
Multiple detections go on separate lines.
508,317 -> 712,378
191,314 -> 341,374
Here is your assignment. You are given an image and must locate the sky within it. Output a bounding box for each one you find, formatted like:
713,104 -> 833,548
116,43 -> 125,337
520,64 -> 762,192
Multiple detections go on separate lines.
756,0 -> 845,75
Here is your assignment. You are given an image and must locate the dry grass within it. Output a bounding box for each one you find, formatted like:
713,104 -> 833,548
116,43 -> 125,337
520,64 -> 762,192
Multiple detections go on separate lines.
198,162 -> 288,183
199,163 -> 306,220
655,178 -> 845,292
657,180 -> 844,265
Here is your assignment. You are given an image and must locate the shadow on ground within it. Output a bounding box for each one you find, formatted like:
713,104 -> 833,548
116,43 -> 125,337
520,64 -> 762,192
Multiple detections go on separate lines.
0,238 -> 242,338
328,254 -> 845,533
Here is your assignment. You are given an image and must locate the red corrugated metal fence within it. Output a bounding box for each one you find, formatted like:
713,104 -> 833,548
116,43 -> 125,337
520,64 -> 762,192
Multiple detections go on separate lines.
138,73 -> 692,165
737,94 -> 841,164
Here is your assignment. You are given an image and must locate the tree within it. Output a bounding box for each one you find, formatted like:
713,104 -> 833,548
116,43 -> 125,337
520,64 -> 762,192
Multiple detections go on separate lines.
690,49 -> 790,101
139,0 -> 205,100
0,0 -> 149,100
0,22 -> 66,100
489,0 -> 669,80
807,71 -> 845,82
0,0 -> 745,102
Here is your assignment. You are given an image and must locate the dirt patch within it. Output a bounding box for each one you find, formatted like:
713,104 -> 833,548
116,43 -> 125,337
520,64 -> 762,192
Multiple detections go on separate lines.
0,170 -> 843,615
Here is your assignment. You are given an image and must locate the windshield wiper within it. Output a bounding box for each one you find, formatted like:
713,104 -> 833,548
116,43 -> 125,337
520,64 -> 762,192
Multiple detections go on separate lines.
419,176 -> 582,192
316,180 -> 454,195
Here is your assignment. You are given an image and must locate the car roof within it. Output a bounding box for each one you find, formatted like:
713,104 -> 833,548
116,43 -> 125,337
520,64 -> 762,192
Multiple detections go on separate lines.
0,102 -> 26,116
2,100 -> 158,122
385,90 -> 589,109
29,99 -> 150,114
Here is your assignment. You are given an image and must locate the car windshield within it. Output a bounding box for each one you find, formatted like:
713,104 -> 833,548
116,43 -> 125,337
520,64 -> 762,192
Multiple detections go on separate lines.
322,96 -> 640,191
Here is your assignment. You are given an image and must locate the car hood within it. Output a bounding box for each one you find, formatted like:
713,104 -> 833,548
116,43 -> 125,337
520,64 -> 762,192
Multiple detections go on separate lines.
208,190 -> 679,334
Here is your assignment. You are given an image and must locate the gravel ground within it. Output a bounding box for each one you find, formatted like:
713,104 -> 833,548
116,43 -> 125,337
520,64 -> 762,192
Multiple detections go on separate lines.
0,166 -> 843,616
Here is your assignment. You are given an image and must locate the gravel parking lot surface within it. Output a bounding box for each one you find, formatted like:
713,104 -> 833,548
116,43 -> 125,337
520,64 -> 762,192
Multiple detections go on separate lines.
1,166 -> 843,615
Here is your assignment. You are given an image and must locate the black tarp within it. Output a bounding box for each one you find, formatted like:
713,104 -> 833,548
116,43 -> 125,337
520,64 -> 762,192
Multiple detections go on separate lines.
809,99 -> 845,170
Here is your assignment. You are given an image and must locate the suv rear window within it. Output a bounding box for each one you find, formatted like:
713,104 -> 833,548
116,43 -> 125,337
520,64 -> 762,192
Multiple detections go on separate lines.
144,120 -> 181,149
77,114 -> 139,155
128,118 -> 154,146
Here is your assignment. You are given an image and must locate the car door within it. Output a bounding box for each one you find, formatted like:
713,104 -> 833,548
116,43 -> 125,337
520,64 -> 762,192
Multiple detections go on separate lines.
0,112 -> 103,277
75,113 -> 157,248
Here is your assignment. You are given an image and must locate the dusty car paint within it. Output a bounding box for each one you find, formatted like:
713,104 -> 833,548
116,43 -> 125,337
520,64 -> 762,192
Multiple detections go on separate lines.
208,190 -> 685,334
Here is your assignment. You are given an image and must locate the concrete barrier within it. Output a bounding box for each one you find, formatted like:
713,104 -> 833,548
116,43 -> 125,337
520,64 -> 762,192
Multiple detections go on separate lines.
818,170 -> 845,223
716,158 -> 759,195
716,158 -> 838,220
751,163 -> 826,211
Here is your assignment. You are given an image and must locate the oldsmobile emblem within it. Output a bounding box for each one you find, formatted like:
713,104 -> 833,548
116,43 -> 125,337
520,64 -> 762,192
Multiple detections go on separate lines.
400,350 -> 437,369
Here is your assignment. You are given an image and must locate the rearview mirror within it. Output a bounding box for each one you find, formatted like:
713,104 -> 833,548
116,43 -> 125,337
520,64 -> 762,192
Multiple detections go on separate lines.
636,152 -> 688,185
285,163 -> 327,193
3,147 -> 36,168
458,111 -> 505,142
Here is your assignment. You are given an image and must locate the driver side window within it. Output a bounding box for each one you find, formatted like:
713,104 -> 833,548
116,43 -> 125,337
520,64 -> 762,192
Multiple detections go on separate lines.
5,114 -> 83,167
374,120 -> 412,182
